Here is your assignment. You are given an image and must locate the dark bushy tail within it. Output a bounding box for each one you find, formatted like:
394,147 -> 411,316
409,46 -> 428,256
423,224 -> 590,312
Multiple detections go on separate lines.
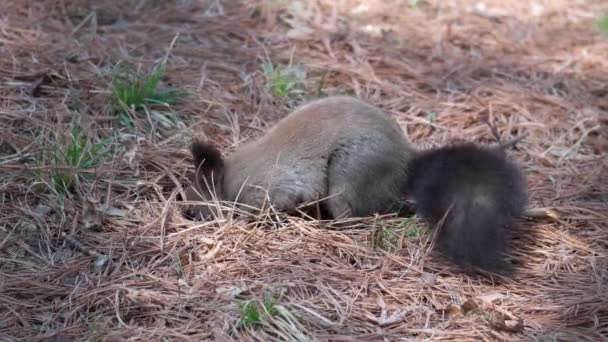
407,143 -> 527,273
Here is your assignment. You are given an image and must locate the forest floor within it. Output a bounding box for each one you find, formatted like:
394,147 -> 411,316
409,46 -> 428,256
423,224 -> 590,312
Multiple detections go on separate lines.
1,0 -> 607,341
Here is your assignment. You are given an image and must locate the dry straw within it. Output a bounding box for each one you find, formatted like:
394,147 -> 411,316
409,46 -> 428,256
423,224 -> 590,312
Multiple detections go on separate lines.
0,0 -> 607,341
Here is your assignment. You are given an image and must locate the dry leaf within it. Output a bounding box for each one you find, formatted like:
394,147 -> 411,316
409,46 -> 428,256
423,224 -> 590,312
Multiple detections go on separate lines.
120,134 -> 141,172
477,293 -> 506,310
98,205 -> 128,217
93,255 -> 109,273
178,278 -> 190,289
216,285 -> 249,299
82,200 -> 101,231
286,26 -> 316,40
200,237 -> 216,246
366,296 -> 410,326
488,311 -> 524,333
525,207 -> 560,220
33,204 -> 52,217
461,298 -> 479,314
420,272 -> 438,285
126,288 -> 165,305
381,29 -> 399,45
437,304 -> 461,319
200,241 -> 222,260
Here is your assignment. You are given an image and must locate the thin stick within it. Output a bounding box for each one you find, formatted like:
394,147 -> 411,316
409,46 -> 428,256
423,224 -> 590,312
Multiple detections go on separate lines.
61,232 -> 109,272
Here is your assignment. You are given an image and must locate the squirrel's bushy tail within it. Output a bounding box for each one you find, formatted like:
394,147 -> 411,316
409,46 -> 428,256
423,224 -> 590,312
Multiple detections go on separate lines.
407,143 -> 527,273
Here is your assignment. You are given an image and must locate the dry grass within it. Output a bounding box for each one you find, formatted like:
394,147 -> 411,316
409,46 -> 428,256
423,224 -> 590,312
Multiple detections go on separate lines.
1,0 -> 607,341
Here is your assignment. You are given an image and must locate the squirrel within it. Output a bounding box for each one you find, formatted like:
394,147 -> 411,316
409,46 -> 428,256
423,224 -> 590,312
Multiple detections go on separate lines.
184,96 -> 527,273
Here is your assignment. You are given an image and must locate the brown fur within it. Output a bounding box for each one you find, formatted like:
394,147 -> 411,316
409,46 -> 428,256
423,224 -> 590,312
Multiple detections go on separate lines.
185,96 -> 417,219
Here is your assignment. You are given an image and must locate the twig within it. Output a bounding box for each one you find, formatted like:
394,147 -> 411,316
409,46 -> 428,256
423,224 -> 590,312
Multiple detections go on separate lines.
61,232 -> 109,272
524,207 -> 560,220
499,133 -> 528,150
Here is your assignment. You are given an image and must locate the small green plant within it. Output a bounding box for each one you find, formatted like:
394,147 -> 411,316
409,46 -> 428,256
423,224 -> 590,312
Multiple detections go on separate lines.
234,292 -> 279,329
405,226 -> 421,237
371,218 -> 422,251
371,223 -> 400,252
410,0 -> 424,9
86,314 -> 103,340
48,122 -> 113,193
400,217 -> 423,237
316,70 -> 328,97
597,14 -> 608,32
260,58 -> 307,98
111,62 -> 189,124
173,254 -> 184,279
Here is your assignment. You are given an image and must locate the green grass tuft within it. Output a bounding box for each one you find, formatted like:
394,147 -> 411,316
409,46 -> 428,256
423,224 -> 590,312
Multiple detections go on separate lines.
409,0 -> 424,9
260,58 -> 307,98
47,122 -> 113,194
372,223 -> 400,252
111,62 -> 189,119
234,292 -> 279,329
86,314 -> 103,341
405,226 -> 421,237
597,14 -> 608,33
173,254 -> 185,279
371,217 -> 422,252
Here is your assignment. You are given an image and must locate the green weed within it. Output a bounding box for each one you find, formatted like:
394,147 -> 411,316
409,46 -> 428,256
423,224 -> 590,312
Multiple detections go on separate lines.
405,226 -> 421,237
234,292 -> 279,329
316,70 -> 328,97
371,217 -> 422,252
597,14 -> 608,33
371,223 -> 400,252
410,0 -> 424,9
173,254 -> 184,279
47,122 -> 113,193
86,314 -> 103,341
111,62 -> 189,126
260,58 -> 307,98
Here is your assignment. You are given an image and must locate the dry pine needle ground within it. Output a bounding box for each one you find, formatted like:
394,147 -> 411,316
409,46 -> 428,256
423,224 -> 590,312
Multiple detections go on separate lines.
0,0 -> 607,341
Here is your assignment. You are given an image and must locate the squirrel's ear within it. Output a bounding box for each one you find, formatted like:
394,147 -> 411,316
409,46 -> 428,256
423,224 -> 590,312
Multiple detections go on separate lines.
191,135 -> 224,176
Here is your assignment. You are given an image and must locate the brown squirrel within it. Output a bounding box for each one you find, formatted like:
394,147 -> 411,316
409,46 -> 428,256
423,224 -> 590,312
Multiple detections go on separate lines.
184,96 -> 527,273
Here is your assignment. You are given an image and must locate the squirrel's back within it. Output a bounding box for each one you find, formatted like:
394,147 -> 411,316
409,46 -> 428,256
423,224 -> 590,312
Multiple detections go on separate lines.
190,96 -> 415,218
